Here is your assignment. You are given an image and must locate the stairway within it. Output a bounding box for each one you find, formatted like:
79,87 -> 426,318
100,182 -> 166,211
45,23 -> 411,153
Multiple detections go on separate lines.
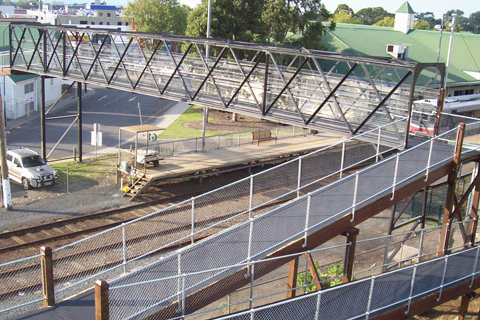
124,174 -> 150,200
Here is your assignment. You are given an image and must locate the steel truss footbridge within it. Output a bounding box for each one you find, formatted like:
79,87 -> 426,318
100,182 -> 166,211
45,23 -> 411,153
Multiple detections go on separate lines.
9,23 -> 445,153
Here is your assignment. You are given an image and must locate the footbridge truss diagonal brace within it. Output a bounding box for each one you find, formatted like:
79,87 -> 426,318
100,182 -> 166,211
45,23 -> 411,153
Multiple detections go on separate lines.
9,23 -> 445,146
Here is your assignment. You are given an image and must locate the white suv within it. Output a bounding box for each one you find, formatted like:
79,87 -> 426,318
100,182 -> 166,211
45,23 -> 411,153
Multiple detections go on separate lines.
6,147 -> 58,190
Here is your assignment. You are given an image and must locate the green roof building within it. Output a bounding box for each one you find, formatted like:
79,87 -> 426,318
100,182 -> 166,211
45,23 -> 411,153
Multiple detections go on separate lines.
322,21 -> 480,97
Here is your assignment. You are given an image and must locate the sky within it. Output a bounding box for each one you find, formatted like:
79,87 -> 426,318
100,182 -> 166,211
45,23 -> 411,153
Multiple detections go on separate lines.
172,0 -> 477,19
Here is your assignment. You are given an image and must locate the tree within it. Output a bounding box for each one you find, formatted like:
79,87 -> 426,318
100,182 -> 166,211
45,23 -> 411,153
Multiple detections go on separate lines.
262,0 -> 331,47
186,0 -> 266,42
330,10 -> 361,24
186,0 -> 333,50
415,12 -> 439,29
414,20 -> 431,30
355,7 -> 392,25
333,4 -> 354,16
467,11 -> 480,34
123,0 -> 189,35
373,16 -> 394,27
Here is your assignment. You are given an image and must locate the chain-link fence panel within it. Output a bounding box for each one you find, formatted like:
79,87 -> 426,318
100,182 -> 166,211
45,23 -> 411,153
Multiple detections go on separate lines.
369,267 -> 414,317
0,255 -> 43,318
53,226 -> 124,301
444,249 -> 477,287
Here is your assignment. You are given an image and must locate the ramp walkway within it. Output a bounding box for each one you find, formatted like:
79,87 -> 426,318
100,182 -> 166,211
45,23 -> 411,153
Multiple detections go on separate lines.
6,118 -> 480,320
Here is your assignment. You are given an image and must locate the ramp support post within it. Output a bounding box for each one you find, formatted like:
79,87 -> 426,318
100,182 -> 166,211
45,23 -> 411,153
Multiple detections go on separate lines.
286,257 -> 299,299
40,246 -> 55,307
95,280 -> 109,320
342,228 -> 359,283
438,123 -> 465,256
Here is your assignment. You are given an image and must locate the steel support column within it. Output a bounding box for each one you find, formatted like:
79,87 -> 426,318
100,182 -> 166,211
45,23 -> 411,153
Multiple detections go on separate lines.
438,123 -> 465,256
40,76 -> 46,160
342,228 -> 359,283
77,82 -> 83,162
458,294 -> 472,320
467,162 -> 480,246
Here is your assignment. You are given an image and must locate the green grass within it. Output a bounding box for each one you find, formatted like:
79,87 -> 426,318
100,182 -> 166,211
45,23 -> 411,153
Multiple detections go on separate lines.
51,155 -> 117,184
157,105 -> 233,139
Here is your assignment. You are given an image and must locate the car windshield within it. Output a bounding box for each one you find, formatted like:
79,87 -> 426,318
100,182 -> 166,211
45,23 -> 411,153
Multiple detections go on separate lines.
21,155 -> 46,168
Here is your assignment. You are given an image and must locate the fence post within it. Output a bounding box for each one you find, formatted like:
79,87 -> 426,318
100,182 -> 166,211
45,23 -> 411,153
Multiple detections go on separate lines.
405,264 -> 417,315
340,141 -> 345,178
40,246 -> 55,307
391,154 -> 400,201
438,123 -> 465,256
297,158 -> 302,197
366,276 -> 376,318
437,256 -> 448,301
467,162 -> 480,247
303,193 -> 311,248
425,139 -> 434,182
122,223 -> 127,273
191,197 -> 195,244
238,133 -> 241,146
249,176 -> 254,219
66,163 -> 69,194
342,228 -> 359,283
351,171 -> 359,222
249,262 -> 255,309
376,127 -> 381,162
314,291 -> 322,320
95,280 -> 109,320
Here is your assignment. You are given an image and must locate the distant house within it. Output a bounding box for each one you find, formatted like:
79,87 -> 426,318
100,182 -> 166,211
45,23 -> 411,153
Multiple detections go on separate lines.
320,1 -> 480,97
0,74 -> 62,120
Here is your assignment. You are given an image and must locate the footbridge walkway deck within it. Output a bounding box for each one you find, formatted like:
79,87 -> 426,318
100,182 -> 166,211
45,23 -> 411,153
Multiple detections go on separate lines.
8,24 -> 446,147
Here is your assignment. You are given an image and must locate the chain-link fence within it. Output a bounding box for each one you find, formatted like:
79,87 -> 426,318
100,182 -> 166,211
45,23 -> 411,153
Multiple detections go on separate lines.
118,125 -> 310,173
104,220 -> 475,320
0,255 -> 43,319
103,126 -> 466,319
1,120 -> 475,317
212,246 -> 480,320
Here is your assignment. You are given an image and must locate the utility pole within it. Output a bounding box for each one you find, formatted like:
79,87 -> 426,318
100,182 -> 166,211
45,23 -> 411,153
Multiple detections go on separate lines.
0,94 -> 12,210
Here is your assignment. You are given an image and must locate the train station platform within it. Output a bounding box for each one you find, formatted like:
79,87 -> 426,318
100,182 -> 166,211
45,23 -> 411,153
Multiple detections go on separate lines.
126,131 -> 347,198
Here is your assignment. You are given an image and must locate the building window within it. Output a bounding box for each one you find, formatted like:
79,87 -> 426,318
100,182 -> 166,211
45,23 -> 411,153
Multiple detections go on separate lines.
80,20 -> 87,24
117,22 -> 122,25
99,12 -> 103,17
99,22 -> 103,25
24,82 -> 34,94
107,12 -> 111,17
91,21 -> 95,25
126,22 -> 128,26
107,22 -> 110,25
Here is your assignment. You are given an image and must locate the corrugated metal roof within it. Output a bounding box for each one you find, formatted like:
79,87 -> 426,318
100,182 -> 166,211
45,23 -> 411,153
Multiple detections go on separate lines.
9,73 -> 38,83
323,23 -> 480,85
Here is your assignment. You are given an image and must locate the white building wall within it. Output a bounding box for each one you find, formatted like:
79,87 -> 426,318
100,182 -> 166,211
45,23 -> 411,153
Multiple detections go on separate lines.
394,12 -> 414,34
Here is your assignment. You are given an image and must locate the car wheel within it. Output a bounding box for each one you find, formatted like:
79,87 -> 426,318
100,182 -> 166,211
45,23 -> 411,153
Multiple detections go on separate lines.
22,178 -> 31,190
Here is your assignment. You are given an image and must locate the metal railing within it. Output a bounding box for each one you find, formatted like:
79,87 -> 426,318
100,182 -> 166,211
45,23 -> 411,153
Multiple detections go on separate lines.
105,220 -> 475,320
0,118 -> 406,315
215,245 -> 480,320
118,125 -> 309,166
102,125 -> 468,319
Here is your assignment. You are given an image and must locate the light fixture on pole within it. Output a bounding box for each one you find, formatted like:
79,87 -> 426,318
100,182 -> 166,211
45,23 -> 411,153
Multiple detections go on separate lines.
206,0 -> 211,60
444,13 -> 456,90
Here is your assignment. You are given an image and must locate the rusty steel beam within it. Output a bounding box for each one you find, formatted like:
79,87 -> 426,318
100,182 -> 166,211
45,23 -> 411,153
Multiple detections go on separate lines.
286,257 -> 299,299
438,123 -> 465,256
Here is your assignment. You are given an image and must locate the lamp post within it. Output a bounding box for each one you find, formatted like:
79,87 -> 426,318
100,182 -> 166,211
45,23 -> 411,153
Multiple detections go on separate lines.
444,14 -> 456,91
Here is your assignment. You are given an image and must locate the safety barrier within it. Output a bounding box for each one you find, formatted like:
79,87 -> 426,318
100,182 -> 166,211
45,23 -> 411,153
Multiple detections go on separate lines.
102,125 -> 465,319
0,118 -> 406,315
103,220 -> 476,320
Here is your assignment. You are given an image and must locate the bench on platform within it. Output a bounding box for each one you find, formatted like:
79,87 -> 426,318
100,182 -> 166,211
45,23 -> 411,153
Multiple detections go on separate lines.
252,130 -> 277,145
